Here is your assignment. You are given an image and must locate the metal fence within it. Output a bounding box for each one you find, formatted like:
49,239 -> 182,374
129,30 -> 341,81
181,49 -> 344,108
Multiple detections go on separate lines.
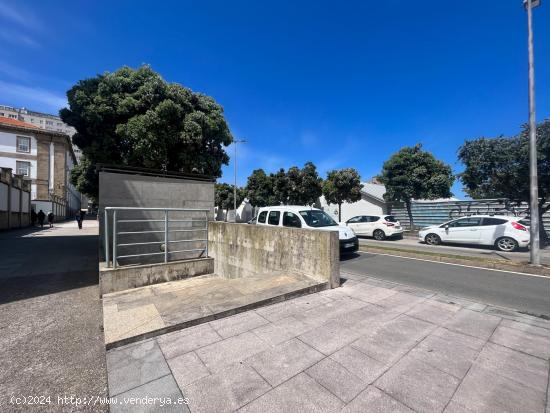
104,207 -> 209,268
390,199 -> 550,231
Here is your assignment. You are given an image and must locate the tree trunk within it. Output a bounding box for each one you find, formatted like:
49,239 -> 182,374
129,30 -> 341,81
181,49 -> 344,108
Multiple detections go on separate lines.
338,202 -> 342,222
405,199 -> 414,230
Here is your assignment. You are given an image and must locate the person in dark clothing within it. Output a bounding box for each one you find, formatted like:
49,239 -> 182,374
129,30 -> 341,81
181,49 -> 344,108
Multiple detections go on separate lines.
76,212 -> 82,230
80,210 -> 85,224
37,210 -> 45,228
31,210 -> 37,227
47,212 -> 54,228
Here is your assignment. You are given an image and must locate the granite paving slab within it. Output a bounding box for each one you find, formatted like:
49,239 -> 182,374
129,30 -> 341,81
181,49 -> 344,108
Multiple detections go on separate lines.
105,273 -> 550,413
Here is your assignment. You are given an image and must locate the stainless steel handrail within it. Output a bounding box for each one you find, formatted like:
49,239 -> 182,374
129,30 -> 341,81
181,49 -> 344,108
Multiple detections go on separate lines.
104,207 -> 210,268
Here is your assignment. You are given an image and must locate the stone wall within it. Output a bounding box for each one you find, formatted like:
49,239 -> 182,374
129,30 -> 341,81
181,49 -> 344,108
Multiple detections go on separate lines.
208,222 -> 340,288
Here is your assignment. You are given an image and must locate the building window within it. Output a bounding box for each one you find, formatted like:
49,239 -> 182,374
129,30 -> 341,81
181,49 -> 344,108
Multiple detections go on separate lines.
16,161 -> 31,177
46,120 -> 53,126
9,114 -> 17,119
16,136 -> 31,153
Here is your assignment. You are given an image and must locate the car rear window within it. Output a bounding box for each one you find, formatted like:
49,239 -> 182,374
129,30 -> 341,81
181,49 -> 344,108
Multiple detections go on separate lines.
258,211 -> 267,224
482,217 -> 508,226
268,211 -> 280,225
517,218 -> 530,227
384,216 -> 397,222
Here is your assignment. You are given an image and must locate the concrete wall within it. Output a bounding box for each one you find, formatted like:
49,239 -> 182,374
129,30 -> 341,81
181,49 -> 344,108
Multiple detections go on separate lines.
99,170 -> 215,266
99,257 -> 214,295
208,222 -> 340,288
0,167 -> 31,230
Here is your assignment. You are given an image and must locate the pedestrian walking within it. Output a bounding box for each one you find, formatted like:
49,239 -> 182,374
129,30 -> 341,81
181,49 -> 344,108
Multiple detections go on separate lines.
80,210 -> 86,228
31,210 -> 37,227
76,212 -> 82,230
47,212 -> 54,228
37,210 -> 45,228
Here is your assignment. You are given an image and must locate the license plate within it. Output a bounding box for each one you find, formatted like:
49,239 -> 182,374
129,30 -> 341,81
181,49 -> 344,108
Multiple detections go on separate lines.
395,226 -> 401,229
344,243 -> 354,248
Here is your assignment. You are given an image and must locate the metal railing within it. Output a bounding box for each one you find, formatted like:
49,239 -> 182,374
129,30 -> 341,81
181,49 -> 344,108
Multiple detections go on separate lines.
104,207 -> 209,268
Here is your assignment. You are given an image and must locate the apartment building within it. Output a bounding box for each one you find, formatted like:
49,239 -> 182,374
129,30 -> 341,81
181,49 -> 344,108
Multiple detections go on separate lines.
0,104 -> 82,161
0,117 -> 80,217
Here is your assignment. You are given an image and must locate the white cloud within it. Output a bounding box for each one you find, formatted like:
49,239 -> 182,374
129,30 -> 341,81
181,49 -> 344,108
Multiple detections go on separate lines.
0,2 -> 43,31
0,80 -> 67,112
0,61 -> 32,81
0,29 -> 40,48
0,2 -> 44,49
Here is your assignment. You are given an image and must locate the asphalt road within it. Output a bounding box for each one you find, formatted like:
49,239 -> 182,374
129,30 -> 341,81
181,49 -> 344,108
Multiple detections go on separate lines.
341,251 -> 550,317
358,236 -> 550,265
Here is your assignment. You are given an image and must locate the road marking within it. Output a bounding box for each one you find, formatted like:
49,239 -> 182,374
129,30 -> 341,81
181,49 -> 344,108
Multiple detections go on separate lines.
357,251 -> 550,279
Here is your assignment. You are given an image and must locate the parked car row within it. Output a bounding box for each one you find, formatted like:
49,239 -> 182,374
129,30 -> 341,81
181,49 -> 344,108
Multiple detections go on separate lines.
248,205 -> 531,253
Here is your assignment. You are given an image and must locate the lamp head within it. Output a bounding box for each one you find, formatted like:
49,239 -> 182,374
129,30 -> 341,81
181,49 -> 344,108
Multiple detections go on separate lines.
524,0 -> 541,9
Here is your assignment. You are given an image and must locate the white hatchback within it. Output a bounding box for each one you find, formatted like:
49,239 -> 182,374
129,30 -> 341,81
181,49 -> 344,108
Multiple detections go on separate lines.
418,215 -> 530,252
344,215 -> 404,240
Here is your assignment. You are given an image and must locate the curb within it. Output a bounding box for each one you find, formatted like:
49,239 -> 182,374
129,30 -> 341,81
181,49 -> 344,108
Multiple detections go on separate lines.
358,245 -> 550,278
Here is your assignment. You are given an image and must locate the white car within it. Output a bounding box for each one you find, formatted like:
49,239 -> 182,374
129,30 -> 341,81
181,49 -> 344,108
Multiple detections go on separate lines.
418,215 -> 530,252
256,206 -> 358,254
344,215 -> 404,240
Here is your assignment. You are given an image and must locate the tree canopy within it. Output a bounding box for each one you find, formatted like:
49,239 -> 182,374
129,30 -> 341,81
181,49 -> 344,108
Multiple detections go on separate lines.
245,169 -> 277,207
378,144 -> 454,228
458,120 -> 550,240
245,162 -> 323,207
287,162 -> 323,206
458,121 -> 550,204
60,65 -> 233,200
322,168 -> 363,221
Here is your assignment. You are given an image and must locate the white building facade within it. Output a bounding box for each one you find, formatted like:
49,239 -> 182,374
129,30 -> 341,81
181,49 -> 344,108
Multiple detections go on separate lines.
319,182 -> 388,222
0,117 -> 81,218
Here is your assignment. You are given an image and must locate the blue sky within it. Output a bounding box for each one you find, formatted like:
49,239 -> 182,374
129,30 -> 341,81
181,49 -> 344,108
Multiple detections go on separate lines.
1,1 -> 549,199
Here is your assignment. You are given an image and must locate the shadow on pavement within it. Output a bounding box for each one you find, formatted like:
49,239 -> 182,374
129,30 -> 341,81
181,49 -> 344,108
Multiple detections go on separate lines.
0,269 -> 98,305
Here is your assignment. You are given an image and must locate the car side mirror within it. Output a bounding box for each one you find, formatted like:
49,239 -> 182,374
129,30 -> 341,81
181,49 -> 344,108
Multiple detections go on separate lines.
444,225 -> 449,230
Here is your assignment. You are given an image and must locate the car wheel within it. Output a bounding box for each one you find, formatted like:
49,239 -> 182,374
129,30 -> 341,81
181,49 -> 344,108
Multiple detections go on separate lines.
425,233 -> 441,245
373,229 -> 386,241
495,237 -> 518,252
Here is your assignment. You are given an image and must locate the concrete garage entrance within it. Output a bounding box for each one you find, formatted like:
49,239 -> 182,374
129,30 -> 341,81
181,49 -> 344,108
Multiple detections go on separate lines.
102,221 -> 340,348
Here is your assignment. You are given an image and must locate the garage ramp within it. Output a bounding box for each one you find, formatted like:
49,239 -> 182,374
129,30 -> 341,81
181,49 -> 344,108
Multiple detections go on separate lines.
103,271 -> 327,349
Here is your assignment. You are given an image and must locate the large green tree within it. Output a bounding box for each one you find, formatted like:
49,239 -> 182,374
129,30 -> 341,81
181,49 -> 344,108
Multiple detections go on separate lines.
458,120 -> 550,242
322,168 -> 363,221
60,65 -> 233,200
272,168 -> 290,205
379,144 -> 454,229
287,162 -> 323,205
245,169 -> 276,207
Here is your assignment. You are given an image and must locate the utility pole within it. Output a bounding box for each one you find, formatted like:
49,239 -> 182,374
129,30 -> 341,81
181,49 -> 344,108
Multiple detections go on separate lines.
233,139 -> 246,222
524,0 -> 541,265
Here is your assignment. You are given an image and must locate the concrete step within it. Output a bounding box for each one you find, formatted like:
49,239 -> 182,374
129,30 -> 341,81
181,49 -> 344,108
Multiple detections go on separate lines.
102,272 -> 328,349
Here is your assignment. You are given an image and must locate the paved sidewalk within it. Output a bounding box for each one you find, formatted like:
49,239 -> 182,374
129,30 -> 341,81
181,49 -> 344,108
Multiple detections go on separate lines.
106,271 -> 550,413
0,218 -> 108,412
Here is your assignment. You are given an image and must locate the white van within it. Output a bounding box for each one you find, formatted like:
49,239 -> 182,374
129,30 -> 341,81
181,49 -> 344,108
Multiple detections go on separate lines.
255,205 -> 358,254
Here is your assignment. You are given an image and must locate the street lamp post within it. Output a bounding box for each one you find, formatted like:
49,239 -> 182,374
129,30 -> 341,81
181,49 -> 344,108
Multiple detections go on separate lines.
233,139 -> 246,222
524,0 -> 541,265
